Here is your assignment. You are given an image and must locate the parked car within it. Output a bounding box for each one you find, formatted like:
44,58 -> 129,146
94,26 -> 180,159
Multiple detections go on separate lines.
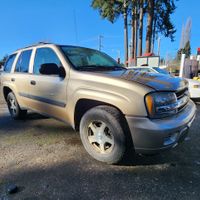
130,66 -> 170,74
131,66 -> 200,101
1,43 -> 196,164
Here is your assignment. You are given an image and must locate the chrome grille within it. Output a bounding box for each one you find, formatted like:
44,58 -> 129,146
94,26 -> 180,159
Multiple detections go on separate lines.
175,88 -> 189,112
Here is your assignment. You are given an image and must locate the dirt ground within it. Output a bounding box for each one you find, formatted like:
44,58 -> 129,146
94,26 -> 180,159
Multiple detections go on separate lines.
0,89 -> 200,200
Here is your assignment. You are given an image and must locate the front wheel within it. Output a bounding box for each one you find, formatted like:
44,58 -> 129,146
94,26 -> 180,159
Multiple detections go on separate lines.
7,92 -> 27,120
80,106 -> 127,164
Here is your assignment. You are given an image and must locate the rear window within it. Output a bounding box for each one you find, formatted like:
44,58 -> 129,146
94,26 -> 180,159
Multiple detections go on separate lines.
15,50 -> 32,73
4,54 -> 17,73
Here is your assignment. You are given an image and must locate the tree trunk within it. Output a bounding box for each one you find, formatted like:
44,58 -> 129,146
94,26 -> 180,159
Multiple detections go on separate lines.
134,3 -> 138,63
131,7 -> 135,60
145,0 -> 154,53
151,17 -> 157,53
138,0 -> 143,56
123,0 -> 128,66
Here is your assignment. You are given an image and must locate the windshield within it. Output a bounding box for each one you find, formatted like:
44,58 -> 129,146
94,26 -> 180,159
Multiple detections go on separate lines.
153,67 -> 169,75
132,67 -> 154,73
60,46 -> 124,71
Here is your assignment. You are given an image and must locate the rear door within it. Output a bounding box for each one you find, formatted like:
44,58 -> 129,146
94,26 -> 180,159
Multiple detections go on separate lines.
1,53 -> 17,99
11,49 -> 33,108
27,47 -> 68,119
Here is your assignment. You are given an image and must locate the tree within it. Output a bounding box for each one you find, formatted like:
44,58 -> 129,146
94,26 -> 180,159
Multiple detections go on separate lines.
179,17 -> 192,49
176,41 -> 191,60
91,0 -> 130,65
176,48 -> 183,61
130,2 -> 135,59
0,55 -> 8,68
123,0 -> 129,65
177,17 -> 192,60
145,0 -> 154,53
133,0 -> 138,61
138,0 -> 144,56
92,0 -> 177,62
130,0 -> 139,61
179,24 -> 185,49
91,0 -> 122,23
184,41 -> 191,58
155,0 -> 176,41
148,0 -> 176,53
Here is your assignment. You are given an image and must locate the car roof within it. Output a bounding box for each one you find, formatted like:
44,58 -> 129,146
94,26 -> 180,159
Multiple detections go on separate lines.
12,42 -> 95,55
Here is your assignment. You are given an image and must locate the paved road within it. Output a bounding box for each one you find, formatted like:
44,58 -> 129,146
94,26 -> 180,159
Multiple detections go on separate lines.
0,91 -> 200,200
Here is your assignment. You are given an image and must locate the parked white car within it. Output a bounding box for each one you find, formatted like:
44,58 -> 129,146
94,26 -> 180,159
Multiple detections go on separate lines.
187,79 -> 200,99
130,66 -> 200,100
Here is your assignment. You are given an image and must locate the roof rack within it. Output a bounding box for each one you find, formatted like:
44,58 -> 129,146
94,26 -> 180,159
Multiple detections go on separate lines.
17,41 -> 53,51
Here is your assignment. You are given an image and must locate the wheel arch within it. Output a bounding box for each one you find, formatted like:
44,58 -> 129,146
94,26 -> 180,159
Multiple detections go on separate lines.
74,98 -> 125,131
3,86 -> 13,101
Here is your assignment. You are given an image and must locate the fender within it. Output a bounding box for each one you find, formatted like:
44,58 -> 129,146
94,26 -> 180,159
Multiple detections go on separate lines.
66,87 -> 147,128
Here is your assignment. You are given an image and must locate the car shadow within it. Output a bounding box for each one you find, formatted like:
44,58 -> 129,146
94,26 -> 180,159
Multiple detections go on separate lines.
0,111 -> 74,137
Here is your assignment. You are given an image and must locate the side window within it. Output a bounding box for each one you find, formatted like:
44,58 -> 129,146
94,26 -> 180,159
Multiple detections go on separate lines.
4,54 -> 17,73
33,48 -> 62,75
15,50 -> 32,73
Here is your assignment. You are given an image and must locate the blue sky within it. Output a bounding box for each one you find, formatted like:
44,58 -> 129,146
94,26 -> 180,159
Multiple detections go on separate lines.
0,0 -> 199,61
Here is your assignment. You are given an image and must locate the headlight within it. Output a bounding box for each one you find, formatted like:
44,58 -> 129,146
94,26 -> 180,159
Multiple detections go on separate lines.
145,92 -> 178,118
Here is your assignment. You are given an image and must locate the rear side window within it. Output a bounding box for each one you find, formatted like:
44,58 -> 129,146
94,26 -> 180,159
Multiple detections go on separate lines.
4,54 -> 17,73
15,50 -> 32,73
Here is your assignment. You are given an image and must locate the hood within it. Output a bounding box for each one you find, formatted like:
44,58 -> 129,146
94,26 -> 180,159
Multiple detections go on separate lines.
101,69 -> 188,91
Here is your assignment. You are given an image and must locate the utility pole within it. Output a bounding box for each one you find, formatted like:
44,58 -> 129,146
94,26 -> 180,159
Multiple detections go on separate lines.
98,35 -> 103,51
157,37 -> 161,56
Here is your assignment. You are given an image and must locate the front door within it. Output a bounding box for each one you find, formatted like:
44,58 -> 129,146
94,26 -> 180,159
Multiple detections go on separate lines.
28,47 -> 68,120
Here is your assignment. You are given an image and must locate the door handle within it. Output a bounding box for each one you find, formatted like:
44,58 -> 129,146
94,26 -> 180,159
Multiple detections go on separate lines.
11,78 -> 15,82
30,80 -> 36,85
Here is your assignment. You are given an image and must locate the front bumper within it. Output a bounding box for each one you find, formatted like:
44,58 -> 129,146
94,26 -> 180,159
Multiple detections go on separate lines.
126,100 -> 196,154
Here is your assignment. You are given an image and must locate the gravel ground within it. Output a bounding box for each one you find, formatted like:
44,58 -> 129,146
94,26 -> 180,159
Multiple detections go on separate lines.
0,90 -> 200,200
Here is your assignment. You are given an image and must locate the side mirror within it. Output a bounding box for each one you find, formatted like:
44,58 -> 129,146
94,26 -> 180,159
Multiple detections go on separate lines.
59,66 -> 66,78
40,63 -> 59,75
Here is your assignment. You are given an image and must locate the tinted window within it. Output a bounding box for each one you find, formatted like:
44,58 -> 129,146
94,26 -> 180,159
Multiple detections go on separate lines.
33,48 -> 61,75
15,50 -> 32,73
4,54 -> 17,72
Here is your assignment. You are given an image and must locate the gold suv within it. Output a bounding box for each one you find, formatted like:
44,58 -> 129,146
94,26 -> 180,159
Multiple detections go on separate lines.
1,43 -> 196,164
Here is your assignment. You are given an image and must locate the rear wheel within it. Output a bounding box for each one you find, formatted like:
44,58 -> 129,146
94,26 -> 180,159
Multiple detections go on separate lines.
80,105 -> 127,164
7,92 -> 27,119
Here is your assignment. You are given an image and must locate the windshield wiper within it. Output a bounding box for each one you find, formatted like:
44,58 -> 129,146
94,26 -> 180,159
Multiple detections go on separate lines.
76,65 -> 126,71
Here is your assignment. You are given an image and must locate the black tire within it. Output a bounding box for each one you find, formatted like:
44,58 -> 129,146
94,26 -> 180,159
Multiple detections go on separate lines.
80,105 -> 127,164
7,92 -> 27,120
